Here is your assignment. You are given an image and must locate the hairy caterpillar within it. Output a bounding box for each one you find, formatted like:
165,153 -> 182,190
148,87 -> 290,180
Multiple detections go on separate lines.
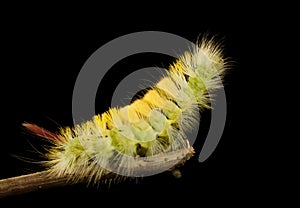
23,36 -> 228,185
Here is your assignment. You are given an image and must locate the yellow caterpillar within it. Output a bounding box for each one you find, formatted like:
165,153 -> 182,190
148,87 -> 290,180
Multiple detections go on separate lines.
23,36 -> 228,184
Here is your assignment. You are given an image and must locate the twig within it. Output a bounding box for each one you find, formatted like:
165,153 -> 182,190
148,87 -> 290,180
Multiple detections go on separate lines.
0,170 -> 68,198
0,147 -> 194,199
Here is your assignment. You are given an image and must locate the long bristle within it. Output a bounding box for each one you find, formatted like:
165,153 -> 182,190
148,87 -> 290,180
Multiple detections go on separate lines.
22,122 -> 60,142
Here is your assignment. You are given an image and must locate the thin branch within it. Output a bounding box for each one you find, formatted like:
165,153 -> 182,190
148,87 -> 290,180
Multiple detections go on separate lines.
0,170 -> 67,198
0,147 -> 194,199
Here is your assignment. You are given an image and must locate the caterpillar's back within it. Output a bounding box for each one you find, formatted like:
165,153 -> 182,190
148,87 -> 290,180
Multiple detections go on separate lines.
24,35 -> 229,184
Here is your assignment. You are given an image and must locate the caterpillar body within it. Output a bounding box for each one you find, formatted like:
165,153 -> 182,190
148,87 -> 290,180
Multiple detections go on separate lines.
23,36 -> 228,184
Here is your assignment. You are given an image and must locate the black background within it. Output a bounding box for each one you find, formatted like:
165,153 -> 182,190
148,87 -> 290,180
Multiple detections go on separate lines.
0,8 -> 295,206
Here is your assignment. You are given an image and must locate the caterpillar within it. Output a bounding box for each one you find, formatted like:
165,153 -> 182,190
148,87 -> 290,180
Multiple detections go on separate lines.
23,35 -> 228,185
